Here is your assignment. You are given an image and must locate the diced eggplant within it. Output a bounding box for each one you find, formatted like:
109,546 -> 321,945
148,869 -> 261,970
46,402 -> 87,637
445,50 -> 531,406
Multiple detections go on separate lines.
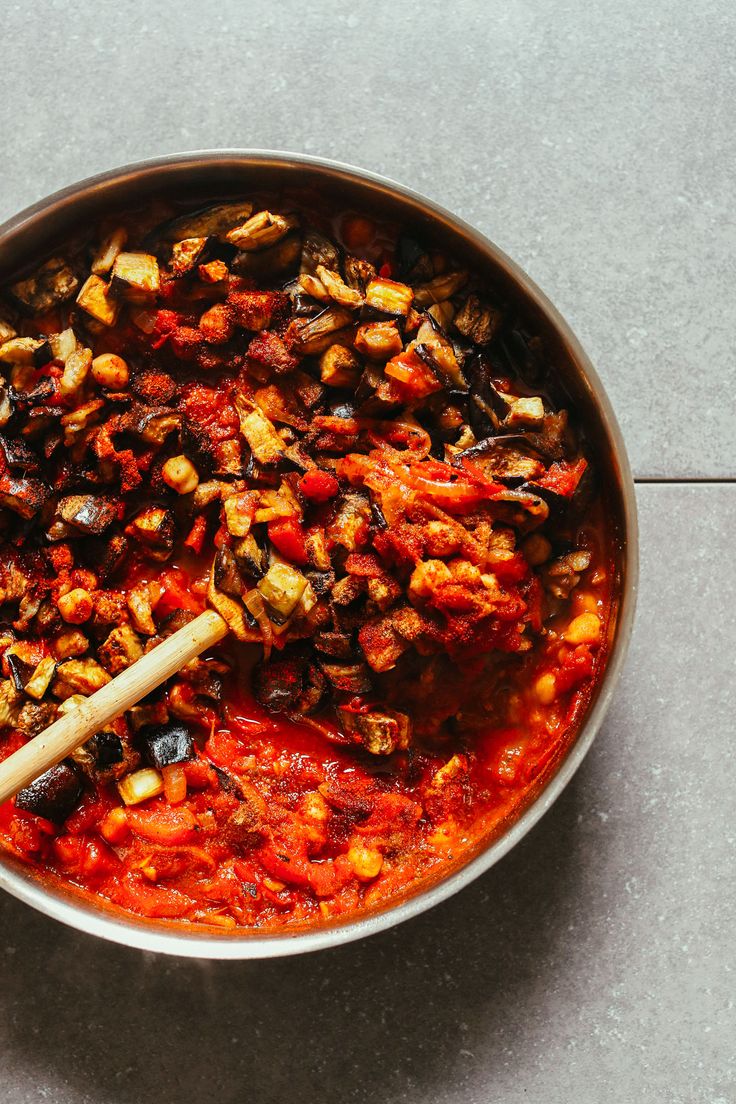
125,506 -> 175,557
235,394 -> 288,466
110,253 -> 160,300
291,306 -> 354,356
23,656 -> 57,699
207,568 -> 259,642
9,257 -> 79,315
227,210 -> 298,251
213,545 -> 245,596
0,433 -> 41,472
53,658 -> 111,698
364,277 -> 413,317
137,721 -> 195,769
344,255 -> 377,295
491,487 -> 550,530
148,201 -> 254,247
87,730 -> 125,769
124,404 -> 180,445
57,494 -> 117,535
0,318 -> 16,343
313,630 -> 355,659
0,337 -> 51,368
505,396 -> 545,430
453,294 -> 502,346
233,532 -> 268,578
300,231 -> 341,274
257,562 -> 308,624
48,328 -> 78,363
169,236 -> 219,277
413,270 -> 468,307
336,706 -> 412,756
253,654 -> 305,713
396,235 -> 433,283
91,227 -> 127,275
15,760 -> 84,823
230,234 -> 302,280
319,661 -> 372,694
6,652 -> 32,691
0,473 -> 51,519
458,437 -> 545,483
76,275 -> 120,326
306,569 -> 335,597
0,383 -> 14,428
315,265 -> 363,309
118,767 -> 163,806
466,353 -> 511,436
97,625 -> 144,674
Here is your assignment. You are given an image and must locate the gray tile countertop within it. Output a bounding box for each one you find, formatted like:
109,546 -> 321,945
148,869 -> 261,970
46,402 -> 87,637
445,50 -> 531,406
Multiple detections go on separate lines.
1,2 -> 734,1102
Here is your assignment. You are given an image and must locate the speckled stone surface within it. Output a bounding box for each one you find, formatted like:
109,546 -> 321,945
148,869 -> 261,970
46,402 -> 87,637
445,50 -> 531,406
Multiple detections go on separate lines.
1,3 -> 734,1100
0,0 -> 734,476
1,486 -> 733,1103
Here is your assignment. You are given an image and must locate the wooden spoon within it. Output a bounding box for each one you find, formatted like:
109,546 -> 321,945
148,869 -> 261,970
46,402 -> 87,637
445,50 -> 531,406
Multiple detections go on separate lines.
0,608 -> 227,805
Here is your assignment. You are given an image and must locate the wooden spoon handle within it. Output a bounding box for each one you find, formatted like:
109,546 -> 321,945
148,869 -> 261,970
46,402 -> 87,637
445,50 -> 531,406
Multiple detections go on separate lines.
0,608 -> 228,806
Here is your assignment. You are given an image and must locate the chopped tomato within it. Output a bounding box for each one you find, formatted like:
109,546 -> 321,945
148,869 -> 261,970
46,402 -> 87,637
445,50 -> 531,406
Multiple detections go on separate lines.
267,516 -> 308,565
299,469 -> 339,503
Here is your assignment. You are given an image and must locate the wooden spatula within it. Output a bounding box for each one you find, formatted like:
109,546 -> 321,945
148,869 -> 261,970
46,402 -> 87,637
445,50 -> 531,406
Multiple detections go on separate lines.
0,608 -> 227,805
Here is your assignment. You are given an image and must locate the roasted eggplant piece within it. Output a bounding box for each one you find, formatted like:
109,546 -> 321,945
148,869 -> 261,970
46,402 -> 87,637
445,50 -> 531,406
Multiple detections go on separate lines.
344,255 -> 377,294
336,705 -> 412,756
76,275 -> 120,326
453,294 -> 502,346
257,562 -> 308,624
456,437 -> 544,483
170,236 -> 215,277
87,730 -> 125,769
214,545 -> 246,596
137,722 -> 195,769
125,506 -> 175,558
15,760 -> 84,823
319,661 -> 372,694
466,353 -> 511,436
230,234 -> 301,280
397,235 -> 433,283
9,257 -> 78,314
253,654 -> 305,713
110,253 -> 160,301
291,306 -> 354,356
0,433 -> 41,473
57,494 -> 117,535
227,210 -> 298,251
235,394 -> 288,466
300,231 -> 341,274
0,337 -> 51,368
148,201 -> 254,247
0,473 -> 51,519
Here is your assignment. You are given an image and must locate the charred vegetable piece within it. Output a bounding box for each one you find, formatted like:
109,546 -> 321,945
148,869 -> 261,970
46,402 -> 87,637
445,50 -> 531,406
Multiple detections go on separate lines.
413,270 -> 468,307
151,201 -> 254,245
15,760 -> 84,823
91,227 -> 127,275
118,767 -> 164,806
0,473 -> 51,518
76,275 -> 120,326
364,277 -> 413,317
253,655 -> 305,712
291,306 -> 354,355
138,722 -> 195,769
110,253 -> 160,300
235,395 -> 287,466
227,210 -> 298,251
0,337 -> 51,367
87,730 -> 125,769
257,562 -> 308,623
57,495 -> 117,535
170,237 -> 212,276
453,294 -> 502,345
337,706 -> 412,756
9,257 -> 78,314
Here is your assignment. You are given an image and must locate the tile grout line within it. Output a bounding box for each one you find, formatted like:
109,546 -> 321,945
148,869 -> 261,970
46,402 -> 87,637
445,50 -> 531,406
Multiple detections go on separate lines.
633,477 -> 736,485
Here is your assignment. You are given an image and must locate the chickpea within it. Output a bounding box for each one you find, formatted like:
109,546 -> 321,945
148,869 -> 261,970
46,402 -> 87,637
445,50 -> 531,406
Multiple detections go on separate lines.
162,455 -> 199,495
347,844 -> 383,881
534,672 -> 557,705
563,612 -> 602,646
58,588 -> 93,624
91,353 -> 129,390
